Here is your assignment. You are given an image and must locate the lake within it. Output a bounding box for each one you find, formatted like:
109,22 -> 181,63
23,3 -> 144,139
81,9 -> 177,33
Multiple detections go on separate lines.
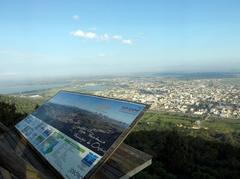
0,83 -> 66,94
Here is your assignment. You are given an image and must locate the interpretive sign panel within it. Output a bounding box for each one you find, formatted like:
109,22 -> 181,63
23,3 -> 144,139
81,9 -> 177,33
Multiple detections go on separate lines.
15,91 -> 147,179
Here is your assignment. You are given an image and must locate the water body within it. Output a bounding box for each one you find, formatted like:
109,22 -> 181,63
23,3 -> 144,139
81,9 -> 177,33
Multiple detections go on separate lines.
0,83 -> 108,95
0,83 -> 66,94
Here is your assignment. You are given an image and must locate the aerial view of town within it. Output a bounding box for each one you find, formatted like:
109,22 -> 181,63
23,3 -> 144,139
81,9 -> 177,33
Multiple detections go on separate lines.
12,73 -> 240,121
96,77 -> 240,120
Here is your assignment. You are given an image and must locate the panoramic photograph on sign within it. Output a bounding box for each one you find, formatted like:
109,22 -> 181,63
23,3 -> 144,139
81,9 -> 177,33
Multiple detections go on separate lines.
15,91 -> 146,178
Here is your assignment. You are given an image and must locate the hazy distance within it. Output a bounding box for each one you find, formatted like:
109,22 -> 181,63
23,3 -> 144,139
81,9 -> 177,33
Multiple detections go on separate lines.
1,0 -> 240,81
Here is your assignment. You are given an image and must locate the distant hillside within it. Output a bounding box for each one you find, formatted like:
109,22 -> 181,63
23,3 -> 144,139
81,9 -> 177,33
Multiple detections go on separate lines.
151,72 -> 240,79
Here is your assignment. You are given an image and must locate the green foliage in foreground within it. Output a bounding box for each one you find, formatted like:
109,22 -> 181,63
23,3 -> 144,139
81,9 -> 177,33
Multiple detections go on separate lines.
126,130 -> 240,179
0,95 -> 43,114
0,95 -> 42,127
125,112 -> 240,178
0,101 -> 26,127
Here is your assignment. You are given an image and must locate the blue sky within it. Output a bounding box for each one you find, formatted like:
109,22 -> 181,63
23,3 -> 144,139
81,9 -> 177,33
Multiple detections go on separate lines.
1,0 -> 240,80
49,91 -> 145,125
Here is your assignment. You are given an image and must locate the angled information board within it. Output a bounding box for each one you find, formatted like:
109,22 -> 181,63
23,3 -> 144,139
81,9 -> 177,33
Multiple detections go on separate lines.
15,91 -> 147,179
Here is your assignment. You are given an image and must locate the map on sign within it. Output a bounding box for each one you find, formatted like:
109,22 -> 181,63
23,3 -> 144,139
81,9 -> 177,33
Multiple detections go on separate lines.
15,91 -> 146,179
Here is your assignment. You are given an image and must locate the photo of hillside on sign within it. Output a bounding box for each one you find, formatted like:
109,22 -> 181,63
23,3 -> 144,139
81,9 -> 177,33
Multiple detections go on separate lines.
15,91 -> 146,179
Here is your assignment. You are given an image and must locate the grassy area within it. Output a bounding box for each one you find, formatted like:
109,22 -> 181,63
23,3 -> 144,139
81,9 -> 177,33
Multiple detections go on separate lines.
202,119 -> 240,133
139,112 -> 240,132
136,112 -> 240,146
136,112 -> 194,131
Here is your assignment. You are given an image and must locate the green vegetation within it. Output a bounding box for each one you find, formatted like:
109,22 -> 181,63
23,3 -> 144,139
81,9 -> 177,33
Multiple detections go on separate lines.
0,96 -> 240,178
0,95 -> 42,126
0,95 -> 43,114
0,101 -> 25,127
138,112 -> 240,134
136,112 -> 197,131
126,112 -> 240,178
127,130 -> 240,179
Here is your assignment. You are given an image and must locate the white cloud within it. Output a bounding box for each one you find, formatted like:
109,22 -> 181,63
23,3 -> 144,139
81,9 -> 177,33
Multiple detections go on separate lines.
85,32 -> 97,39
112,35 -> 122,40
122,39 -> 132,45
99,33 -> 110,41
71,30 -> 97,39
72,15 -> 80,20
71,29 -> 133,45
113,35 -> 133,45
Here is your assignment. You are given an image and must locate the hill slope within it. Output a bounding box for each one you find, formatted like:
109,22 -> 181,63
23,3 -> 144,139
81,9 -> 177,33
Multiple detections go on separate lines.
0,96 -> 240,178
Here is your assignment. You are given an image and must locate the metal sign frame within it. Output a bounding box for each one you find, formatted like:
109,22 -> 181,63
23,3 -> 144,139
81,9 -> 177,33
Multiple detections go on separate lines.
15,90 -> 149,179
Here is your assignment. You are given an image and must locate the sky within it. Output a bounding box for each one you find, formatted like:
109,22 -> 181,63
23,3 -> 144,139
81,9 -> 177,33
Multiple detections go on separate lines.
1,0 -> 240,80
